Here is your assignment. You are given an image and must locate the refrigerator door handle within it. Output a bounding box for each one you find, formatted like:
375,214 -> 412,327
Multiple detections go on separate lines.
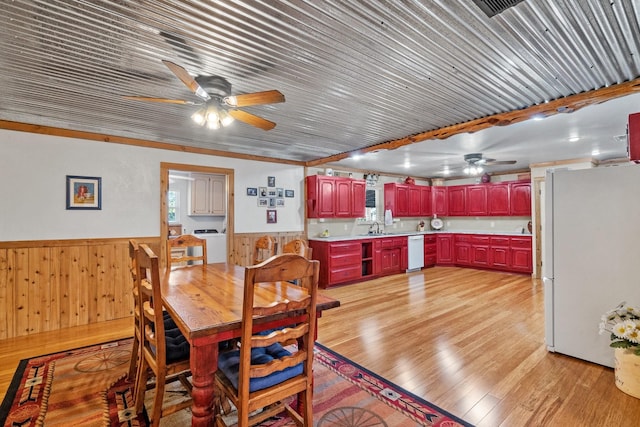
543,276 -> 555,351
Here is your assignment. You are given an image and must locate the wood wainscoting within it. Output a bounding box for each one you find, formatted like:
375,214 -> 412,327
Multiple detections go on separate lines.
231,232 -> 307,266
0,237 -> 161,340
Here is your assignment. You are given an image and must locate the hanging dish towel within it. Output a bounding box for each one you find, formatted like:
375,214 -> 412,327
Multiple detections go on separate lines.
384,209 -> 393,226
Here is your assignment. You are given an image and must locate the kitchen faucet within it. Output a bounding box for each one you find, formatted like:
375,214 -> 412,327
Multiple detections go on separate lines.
369,221 -> 381,234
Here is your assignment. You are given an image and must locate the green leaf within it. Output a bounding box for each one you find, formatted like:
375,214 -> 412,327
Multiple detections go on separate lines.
610,340 -> 634,349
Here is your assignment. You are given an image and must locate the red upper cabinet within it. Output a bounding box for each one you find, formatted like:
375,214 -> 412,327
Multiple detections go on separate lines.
432,186 -> 447,216
385,183 -> 435,217
466,185 -> 488,216
629,112 -> 640,162
384,183 -> 409,217
407,186 -> 422,216
420,186 -> 433,216
510,182 -> 531,216
306,175 -> 334,218
306,175 -> 366,218
334,179 -> 352,217
487,183 -> 510,216
447,185 -> 466,216
351,180 -> 366,217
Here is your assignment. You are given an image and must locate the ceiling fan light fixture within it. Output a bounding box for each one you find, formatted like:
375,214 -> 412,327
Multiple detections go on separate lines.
191,108 -> 206,125
220,109 -> 235,127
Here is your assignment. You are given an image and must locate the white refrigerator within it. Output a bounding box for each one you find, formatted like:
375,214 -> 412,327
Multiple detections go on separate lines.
543,165 -> 640,368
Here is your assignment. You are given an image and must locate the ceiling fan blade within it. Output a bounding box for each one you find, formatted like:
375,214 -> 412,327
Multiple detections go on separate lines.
223,90 -> 285,107
484,160 -> 517,165
228,109 -> 276,131
122,96 -> 199,105
162,60 -> 211,101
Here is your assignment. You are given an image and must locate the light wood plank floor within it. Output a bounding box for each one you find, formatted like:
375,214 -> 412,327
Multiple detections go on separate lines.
1,266 -> 639,426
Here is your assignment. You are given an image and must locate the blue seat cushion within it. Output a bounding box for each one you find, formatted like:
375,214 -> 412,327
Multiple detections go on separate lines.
165,328 -> 190,364
218,343 -> 303,392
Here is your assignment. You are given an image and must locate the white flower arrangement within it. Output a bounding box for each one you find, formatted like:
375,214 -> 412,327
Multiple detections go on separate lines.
599,301 -> 640,355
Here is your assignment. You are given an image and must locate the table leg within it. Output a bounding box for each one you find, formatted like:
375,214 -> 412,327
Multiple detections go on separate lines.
190,342 -> 218,427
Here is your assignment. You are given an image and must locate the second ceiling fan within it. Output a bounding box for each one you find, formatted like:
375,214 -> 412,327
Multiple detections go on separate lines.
461,153 -> 516,175
124,60 -> 285,131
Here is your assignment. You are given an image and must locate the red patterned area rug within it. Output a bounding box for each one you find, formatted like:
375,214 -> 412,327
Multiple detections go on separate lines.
0,339 -> 472,426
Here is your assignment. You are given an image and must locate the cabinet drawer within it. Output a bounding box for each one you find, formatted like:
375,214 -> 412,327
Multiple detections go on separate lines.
471,235 -> 490,244
329,242 -> 361,255
424,235 -> 437,244
510,237 -> 532,248
329,253 -> 361,268
424,254 -> 437,266
490,237 -> 510,247
425,243 -> 437,254
455,235 -> 471,243
381,238 -> 397,248
329,265 -> 361,283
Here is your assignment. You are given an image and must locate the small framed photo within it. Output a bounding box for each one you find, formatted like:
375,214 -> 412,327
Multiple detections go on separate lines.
66,175 -> 101,210
267,189 -> 277,197
258,198 -> 268,207
269,198 -> 276,207
246,187 -> 258,196
276,198 -> 285,207
267,176 -> 276,187
259,187 -> 268,197
267,209 -> 277,224
285,189 -> 294,198
276,188 -> 284,197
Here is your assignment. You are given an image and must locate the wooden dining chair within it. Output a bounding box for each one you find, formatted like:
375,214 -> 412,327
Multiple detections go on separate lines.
127,239 -> 141,382
282,239 -> 312,259
167,234 -> 207,267
253,235 -> 277,264
215,254 -> 319,427
134,244 -> 192,427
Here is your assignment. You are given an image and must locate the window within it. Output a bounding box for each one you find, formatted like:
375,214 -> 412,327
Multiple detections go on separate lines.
363,189 -> 377,222
168,190 -> 179,223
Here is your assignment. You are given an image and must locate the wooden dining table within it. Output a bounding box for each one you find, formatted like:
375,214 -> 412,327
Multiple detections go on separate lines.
161,262 -> 340,427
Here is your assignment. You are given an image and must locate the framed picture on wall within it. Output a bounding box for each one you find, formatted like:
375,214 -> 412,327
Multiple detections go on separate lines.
267,189 -> 277,197
276,198 -> 285,207
259,187 -> 267,197
267,209 -> 277,223
267,176 -> 276,187
258,198 -> 268,207
285,189 -> 294,198
246,187 -> 258,196
269,198 -> 276,207
277,188 -> 284,197
66,175 -> 102,210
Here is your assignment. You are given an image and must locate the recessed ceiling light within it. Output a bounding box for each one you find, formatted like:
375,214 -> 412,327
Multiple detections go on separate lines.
591,149 -> 600,156
568,136 -> 580,142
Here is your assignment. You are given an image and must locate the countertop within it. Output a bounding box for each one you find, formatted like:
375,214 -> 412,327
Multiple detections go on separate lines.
309,230 -> 532,242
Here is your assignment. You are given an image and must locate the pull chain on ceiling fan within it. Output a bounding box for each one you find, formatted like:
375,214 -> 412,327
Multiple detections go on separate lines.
123,60 -> 285,131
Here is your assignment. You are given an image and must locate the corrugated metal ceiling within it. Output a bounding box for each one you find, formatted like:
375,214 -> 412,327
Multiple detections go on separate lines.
1,0 -> 639,175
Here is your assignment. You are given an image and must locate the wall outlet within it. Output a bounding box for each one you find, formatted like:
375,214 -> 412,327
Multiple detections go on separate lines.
344,224 -> 348,230
490,221 -> 495,228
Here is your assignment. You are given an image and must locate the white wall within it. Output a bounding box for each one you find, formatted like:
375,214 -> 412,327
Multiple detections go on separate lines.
0,129 -> 304,241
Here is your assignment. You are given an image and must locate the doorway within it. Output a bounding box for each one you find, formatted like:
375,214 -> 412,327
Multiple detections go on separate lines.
160,162 -> 234,267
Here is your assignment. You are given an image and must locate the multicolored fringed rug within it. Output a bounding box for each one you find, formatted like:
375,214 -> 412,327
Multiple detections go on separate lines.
0,339 -> 472,426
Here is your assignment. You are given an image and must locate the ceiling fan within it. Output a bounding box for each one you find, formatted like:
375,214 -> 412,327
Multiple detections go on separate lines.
124,60 -> 285,131
462,153 -> 516,175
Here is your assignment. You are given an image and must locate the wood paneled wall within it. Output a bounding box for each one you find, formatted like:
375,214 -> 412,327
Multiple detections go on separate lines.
0,237 -> 160,339
0,233 -> 307,339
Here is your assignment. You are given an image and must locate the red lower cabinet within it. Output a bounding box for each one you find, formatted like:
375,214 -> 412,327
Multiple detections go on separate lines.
510,237 -> 532,273
424,235 -> 437,267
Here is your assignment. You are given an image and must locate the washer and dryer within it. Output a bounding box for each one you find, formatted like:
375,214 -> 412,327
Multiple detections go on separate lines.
191,229 -> 227,263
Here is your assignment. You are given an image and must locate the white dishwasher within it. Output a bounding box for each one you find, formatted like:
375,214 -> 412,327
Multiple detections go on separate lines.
407,234 -> 425,272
